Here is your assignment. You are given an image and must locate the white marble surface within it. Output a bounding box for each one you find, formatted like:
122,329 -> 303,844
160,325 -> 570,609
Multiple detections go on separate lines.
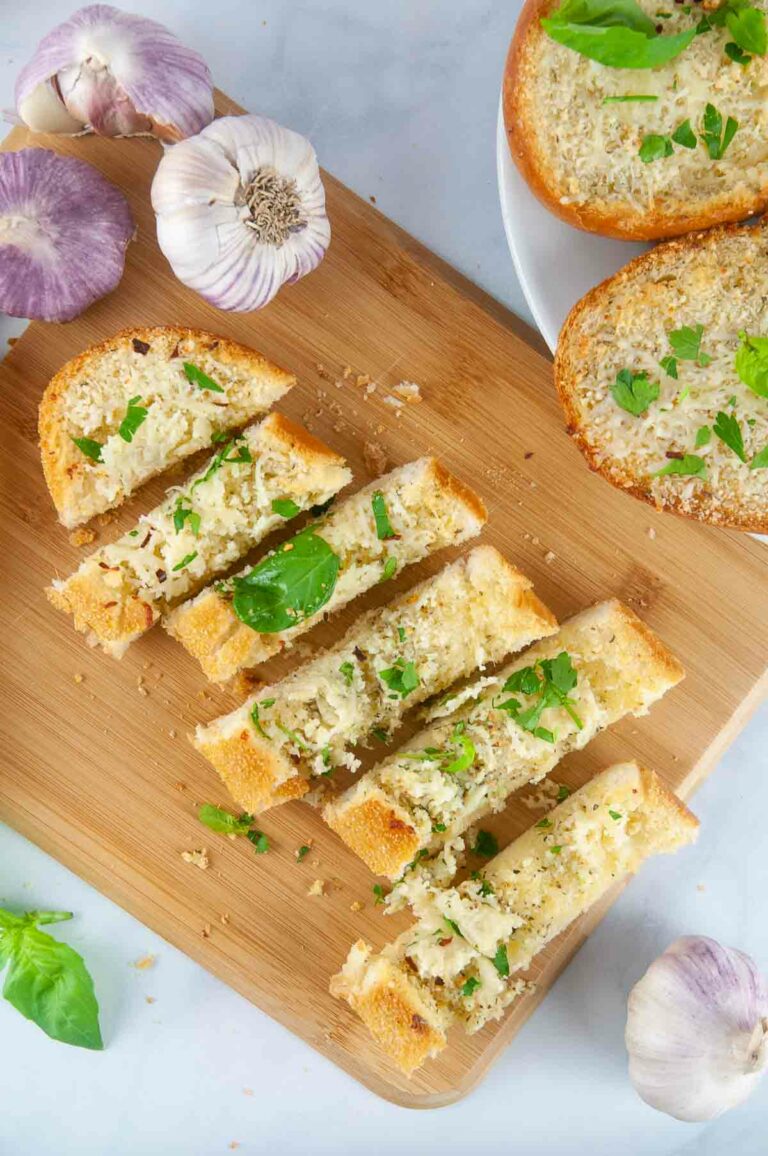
1,3 -> 767,1154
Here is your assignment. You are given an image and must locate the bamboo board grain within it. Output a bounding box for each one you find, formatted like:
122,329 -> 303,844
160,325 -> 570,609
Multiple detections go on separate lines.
2,92 -> 768,1108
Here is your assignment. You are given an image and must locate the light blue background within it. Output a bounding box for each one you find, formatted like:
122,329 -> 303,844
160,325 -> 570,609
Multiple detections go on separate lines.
1,3 -> 767,1153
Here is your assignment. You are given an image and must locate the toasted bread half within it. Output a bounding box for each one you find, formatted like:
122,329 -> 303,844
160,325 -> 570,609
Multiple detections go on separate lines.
504,0 -> 768,240
39,326 -> 294,528
555,219 -> 768,532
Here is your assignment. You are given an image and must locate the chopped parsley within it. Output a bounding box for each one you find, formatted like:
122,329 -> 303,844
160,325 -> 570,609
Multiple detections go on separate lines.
536,818 -> 552,829
659,355 -> 678,379
470,871 -> 494,897
602,93 -> 658,103
380,556 -> 398,582
609,809 -> 622,820
433,822 -> 447,833
250,699 -> 274,739
271,498 -> 301,519
246,829 -> 269,854
173,501 -> 201,536
750,445 -> 768,470
461,976 -> 481,997
397,626 -> 407,642
379,657 -> 420,699
339,661 -> 355,686
493,944 -> 510,977
557,784 -> 572,801
735,330 -> 768,398
198,804 -> 254,835
653,454 -> 707,478
372,883 -> 386,905
667,323 -> 711,367
193,435 -> 252,488
371,727 -> 389,743
371,491 -> 396,540
71,436 -> 103,462
472,830 -> 498,859
700,103 -> 738,160
296,844 -> 311,862
611,369 -> 660,416
495,652 -> 583,742
183,362 -> 225,392
444,917 -> 464,938
638,133 -> 673,164
171,551 -> 197,572
276,723 -> 309,751
694,425 -> 712,448
671,118 -> 697,149
550,845 -> 563,855
118,395 -> 149,443
725,39 -> 752,62
712,410 -> 747,462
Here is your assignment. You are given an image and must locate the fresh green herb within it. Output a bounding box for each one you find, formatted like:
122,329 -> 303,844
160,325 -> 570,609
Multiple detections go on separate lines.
540,0 -> 697,68
397,626 -> 407,642
71,436 -> 103,463
473,830 -> 498,858
675,386 -> 691,405
193,435 -> 252,489
496,652 -> 583,739
296,844 -> 311,862
611,368 -> 660,415
171,551 -> 197,572
433,822 -> 447,833
461,976 -> 481,997
608,809 -> 623,820
550,845 -> 564,855
211,430 -> 230,443
713,410 -> 747,461
0,907 -> 102,1049
493,944 -> 510,978
198,804 -> 254,835
118,395 -> 149,443
671,118 -> 697,148
444,917 -> 464,938
310,496 -> 335,518
536,818 -> 552,829
700,103 -> 738,160
638,133 -> 673,163
247,830 -> 269,854
668,323 -> 711,366
339,661 -> 355,686
725,39 -> 752,61
128,530 -> 139,537
602,93 -> 658,102
705,0 -> 767,55
372,884 -> 386,905
276,723 -> 309,751
444,731 -> 477,775
695,425 -> 712,448
750,445 -> 768,470
250,700 -> 272,740
232,530 -> 340,633
659,355 -> 678,379
557,784 -> 572,801
371,727 -> 389,743
470,871 -> 495,897
371,491 -> 396,540
173,501 -> 201,536
653,454 -> 707,478
183,362 -> 225,393
321,746 -> 332,769
735,331 -> 768,397
271,498 -> 301,519
381,556 -> 398,582
379,657 -> 420,699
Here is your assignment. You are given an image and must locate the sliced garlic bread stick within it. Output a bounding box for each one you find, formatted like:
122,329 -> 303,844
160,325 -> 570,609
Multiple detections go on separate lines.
164,457 -> 486,683
47,414 -> 350,658
324,600 -> 683,880
194,546 -> 557,813
331,761 -> 698,1075
40,326 -> 295,528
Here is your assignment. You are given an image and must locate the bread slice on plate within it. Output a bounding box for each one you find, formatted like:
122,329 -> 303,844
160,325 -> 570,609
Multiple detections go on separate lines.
555,219 -> 768,532
331,761 -> 699,1075
193,546 -> 558,814
39,326 -> 295,528
164,457 -> 487,684
47,414 -> 350,658
324,599 -> 683,880
504,0 -> 768,239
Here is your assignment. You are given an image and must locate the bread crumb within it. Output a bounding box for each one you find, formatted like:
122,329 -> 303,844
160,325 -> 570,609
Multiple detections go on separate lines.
383,395 -> 404,410
544,550 -> 556,565
96,511 -> 116,527
307,878 -> 326,897
242,1087 -> 254,1097
647,527 -> 657,540
132,954 -> 156,970
349,900 -> 363,912
229,1144 -> 240,1151
202,924 -> 212,938
73,672 -> 84,684
391,381 -> 422,404
174,781 -> 187,792
145,996 -> 156,1004
168,728 -> 177,739
369,194 -> 377,204
181,848 -> 209,870
362,440 -> 388,477
68,527 -> 96,547
355,373 -> 371,388
696,883 -> 706,892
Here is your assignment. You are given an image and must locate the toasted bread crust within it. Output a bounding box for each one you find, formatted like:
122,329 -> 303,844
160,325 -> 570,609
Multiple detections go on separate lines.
261,411 -> 348,468
46,574 -> 156,657
503,0 -> 768,240
193,728 -> 309,813
325,792 -> 421,879
554,220 -> 768,532
638,764 -> 699,836
426,458 -> 488,526
39,326 -> 295,528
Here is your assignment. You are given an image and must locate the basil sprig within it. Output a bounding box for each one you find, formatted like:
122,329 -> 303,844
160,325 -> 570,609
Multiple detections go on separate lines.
232,530 -> 341,633
541,0 -> 697,68
0,907 -> 102,1050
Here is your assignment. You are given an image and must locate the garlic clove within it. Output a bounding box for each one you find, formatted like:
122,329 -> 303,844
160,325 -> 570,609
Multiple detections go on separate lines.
15,5 -> 213,141
0,148 -> 134,322
151,113 -> 330,312
626,935 -> 768,1122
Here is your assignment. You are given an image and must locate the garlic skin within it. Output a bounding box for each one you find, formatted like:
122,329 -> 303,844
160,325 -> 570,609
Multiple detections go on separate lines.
151,114 -> 330,312
626,935 -> 768,1122
0,148 -> 134,322
15,5 -> 213,141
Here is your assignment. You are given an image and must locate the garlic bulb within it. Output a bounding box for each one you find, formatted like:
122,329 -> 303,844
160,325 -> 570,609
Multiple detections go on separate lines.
15,4 -> 213,141
626,935 -> 768,1122
0,148 -> 134,322
151,114 -> 330,312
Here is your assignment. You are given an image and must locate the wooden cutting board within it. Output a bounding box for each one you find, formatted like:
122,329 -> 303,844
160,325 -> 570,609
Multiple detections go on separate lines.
2,93 -> 767,1108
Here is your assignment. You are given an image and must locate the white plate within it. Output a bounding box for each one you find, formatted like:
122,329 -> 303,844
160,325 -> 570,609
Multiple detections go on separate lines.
496,100 -> 648,354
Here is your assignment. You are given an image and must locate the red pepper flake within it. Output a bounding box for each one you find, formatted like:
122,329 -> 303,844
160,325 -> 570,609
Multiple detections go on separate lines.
665,450 -> 685,460
410,1014 -> 428,1033
103,600 -> 118,608
132,338 -> 150,355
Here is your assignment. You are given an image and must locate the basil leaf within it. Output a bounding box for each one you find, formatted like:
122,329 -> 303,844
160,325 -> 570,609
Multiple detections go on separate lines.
638,133 -> 673,163
603,93 -> 658,102
611,368 -> 660,415
668,323 -> 711,366
750,445 -> 768,470
660,355 -> 678,379
542,0 -> 696,68
271,498 -> 301,519
493,943 -> 510,977
371,491 -> 396,540
183,362 -> 225,393
735,330 -> 768,397
198,804 -> 253,835
71,436 -> 103,463
671,118 -> 697,148
118,396 -> 149,443
233,530 -> 340,633
472,830 -> 499,858
1,922 -> 102,1049
654,454 -> 708,478
700,103 -> 738,159
713,410 -> 747,461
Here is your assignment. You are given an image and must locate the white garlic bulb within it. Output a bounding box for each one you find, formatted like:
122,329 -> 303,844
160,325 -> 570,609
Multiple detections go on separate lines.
151,114 -> 330,312
626,935 -> 768,1122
